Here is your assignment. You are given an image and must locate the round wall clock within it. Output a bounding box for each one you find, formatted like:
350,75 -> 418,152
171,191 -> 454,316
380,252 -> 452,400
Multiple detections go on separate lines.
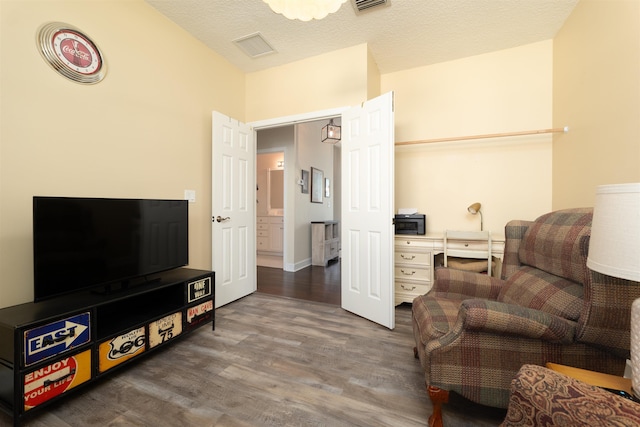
37,22 -> 107,84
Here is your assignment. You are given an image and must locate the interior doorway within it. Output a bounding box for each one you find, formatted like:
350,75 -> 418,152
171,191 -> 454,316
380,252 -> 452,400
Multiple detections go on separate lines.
254,111 -> 343,303
256,150 -> 285,269
255,119 -> 341,273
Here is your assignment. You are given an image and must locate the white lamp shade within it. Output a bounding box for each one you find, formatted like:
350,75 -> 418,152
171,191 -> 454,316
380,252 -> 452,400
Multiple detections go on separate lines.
587,183 -> 640,282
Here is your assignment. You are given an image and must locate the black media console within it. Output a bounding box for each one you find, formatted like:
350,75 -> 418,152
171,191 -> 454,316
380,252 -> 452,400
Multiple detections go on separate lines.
0,267 -> 214,426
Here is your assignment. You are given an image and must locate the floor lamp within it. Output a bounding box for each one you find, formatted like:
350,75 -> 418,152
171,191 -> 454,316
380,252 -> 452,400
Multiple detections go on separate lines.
586,183 -> 640,393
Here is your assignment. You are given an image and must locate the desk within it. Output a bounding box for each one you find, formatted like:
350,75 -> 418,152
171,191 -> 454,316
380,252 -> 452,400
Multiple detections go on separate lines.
546,362 -> 633,395
394,233 -> 505,305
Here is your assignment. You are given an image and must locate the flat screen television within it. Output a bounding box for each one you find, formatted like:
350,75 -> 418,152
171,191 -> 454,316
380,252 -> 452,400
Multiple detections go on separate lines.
33,197 -> 189,302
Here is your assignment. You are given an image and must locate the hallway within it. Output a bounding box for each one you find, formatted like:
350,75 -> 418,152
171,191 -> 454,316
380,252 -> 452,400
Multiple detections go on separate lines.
257,260 -> 340,305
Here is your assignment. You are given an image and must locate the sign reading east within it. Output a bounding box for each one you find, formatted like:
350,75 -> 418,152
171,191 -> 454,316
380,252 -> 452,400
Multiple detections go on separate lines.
24,312 -> 91,366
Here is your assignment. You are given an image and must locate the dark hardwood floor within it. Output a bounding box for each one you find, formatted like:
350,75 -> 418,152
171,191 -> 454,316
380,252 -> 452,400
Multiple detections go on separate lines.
257,259 -> 341,305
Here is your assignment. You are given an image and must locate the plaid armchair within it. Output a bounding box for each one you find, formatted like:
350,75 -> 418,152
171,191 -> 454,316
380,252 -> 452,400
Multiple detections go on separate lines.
411,208 -> 640,426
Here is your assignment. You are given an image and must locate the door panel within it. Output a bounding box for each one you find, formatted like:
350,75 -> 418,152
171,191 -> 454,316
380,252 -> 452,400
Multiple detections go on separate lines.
341,92 -> 395,329
212,112 -> 256,308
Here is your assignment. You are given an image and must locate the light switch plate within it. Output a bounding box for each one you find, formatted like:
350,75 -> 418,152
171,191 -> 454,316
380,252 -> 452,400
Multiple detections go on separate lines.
184,190 -> 196,203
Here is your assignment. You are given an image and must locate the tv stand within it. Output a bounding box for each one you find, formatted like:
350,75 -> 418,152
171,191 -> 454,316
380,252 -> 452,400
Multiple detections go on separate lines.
0,267 -> 214,426
91,275 -> 162,296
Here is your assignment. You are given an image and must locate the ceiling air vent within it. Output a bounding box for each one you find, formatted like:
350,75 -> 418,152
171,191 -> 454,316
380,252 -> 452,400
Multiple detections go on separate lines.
351,0 -> 389,13
233,32 -> 276,58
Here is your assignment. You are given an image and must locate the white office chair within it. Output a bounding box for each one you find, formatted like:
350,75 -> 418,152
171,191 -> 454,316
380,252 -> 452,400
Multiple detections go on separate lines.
443,230 -> 493,275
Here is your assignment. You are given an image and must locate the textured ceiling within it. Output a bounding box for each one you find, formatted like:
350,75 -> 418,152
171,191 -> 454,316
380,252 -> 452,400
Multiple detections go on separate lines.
145,0 -> 579,74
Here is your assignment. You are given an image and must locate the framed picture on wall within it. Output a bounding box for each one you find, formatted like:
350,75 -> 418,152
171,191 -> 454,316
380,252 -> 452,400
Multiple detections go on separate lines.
325,178 -> 330,198
311,167 -> 323,203
301,169 -> 309,194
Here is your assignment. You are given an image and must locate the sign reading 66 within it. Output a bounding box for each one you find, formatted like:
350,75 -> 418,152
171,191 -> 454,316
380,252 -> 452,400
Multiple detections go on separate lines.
98,327 -> 146,373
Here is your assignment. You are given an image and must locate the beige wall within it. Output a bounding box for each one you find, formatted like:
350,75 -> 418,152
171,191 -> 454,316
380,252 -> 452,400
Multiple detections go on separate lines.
2,1 -> 636,308
245,44 -> 370,122
552,0 -> 640,209
384,41 -> 554,234
367,46 -> 381,99
0,0 -> 244,307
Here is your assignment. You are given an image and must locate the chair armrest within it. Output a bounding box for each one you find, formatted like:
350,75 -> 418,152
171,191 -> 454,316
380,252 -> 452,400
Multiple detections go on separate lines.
433,267 -> 503,300
458,299 -> 576,343
502,364 -> 640,427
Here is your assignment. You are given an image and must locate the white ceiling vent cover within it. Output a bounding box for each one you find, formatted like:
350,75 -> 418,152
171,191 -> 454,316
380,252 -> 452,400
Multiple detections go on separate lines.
233,32 -> 276,58
351,0 -> 389,13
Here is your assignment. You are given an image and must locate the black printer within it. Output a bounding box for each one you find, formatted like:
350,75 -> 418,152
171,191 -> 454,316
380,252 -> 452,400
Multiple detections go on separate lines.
394,214 -> 425,235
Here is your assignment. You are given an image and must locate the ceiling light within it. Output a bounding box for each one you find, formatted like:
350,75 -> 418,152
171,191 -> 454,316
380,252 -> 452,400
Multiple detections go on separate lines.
263,0 -> 348,21
321,119 -> 341,144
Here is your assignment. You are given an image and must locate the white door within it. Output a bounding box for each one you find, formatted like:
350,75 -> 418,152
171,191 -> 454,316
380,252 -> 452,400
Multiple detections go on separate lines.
341,92 -> 395,329
212,111 -> 256,308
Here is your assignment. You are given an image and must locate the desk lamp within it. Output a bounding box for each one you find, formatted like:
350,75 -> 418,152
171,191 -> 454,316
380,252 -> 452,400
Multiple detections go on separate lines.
586,183 -> 640,393
467,202 -> 483,231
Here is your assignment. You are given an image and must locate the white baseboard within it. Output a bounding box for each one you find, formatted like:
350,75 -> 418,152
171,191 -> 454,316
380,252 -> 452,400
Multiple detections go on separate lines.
284,258 -> 311,272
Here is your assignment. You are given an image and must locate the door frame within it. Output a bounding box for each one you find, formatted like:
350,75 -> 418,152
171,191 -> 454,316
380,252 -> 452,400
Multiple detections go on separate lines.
256,147 -> 287,268
250,107 -> 349,272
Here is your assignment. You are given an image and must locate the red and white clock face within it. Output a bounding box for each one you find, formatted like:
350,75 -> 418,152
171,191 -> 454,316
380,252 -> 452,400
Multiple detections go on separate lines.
37,22 -> 106,84
52,30 -> 102,75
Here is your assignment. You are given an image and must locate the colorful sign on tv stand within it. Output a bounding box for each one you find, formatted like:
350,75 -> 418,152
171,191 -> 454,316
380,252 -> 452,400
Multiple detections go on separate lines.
24,312 -> 91,366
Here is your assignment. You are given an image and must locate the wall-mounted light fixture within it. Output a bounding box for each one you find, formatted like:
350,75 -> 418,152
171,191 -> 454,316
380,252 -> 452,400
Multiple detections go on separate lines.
276,160 -> 284,168
263,0 -> 347,21
467,202 -> 483,231
321,119 -> 341,144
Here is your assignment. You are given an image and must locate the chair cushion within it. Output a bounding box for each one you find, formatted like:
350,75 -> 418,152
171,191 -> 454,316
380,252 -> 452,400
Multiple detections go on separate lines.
447,257 -> 492,273
518,208 -> 592,284
498,266 -> 584,320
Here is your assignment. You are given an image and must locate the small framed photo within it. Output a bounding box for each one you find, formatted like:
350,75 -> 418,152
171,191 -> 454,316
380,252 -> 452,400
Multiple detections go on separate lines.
325,178 -> 330,198
301,169 -> 309,194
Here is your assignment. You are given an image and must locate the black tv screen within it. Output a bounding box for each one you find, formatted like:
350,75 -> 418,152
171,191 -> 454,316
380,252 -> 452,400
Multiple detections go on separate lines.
33,197 -> 189,302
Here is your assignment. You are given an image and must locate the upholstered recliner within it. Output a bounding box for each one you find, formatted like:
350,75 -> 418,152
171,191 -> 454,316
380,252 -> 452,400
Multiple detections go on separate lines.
412,208 -> 640,426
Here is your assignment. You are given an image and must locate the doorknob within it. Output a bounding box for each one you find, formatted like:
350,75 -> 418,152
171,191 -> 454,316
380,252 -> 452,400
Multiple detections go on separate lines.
215,216 -> 230,223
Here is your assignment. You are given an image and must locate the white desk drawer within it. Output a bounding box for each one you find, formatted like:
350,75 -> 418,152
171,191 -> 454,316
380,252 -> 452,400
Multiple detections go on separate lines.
395,238 -> 433,249
394,250 -> 431,266
257,230 -> 269,237
394,266 -> 430,282
395,281 -> 431,296
445,240 -> 490,251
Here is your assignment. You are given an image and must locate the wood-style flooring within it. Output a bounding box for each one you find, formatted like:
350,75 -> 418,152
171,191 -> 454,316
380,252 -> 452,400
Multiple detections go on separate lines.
0,265 -> 507,427
257,261 -> 341,305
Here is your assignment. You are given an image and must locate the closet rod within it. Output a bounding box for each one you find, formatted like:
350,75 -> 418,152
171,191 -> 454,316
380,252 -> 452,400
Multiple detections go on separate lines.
395,126 -> 569,146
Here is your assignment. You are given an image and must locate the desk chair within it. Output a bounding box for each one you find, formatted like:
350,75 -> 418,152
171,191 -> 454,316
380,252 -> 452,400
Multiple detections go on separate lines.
443,230 -> 492,274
